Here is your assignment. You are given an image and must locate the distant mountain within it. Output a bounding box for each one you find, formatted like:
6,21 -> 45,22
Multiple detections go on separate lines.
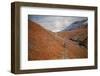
62,19 -> 88,31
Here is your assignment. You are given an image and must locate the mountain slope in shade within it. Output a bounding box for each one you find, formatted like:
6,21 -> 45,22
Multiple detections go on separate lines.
28,20 -> 64,60
28,20 -> 88,60
63,19 -> 88,31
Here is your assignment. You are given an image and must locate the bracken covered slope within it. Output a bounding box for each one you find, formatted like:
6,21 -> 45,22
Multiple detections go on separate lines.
57,28 -> 88,58
28,20 -> 88,60
28,20 -> 64,60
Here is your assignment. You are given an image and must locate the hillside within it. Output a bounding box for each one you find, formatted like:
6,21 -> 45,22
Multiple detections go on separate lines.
28,20 -> 88,60
57,28 -> 88,58
28,20 -> 64,60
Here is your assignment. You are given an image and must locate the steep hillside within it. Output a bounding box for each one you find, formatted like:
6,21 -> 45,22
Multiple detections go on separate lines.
28,20 -> 64,60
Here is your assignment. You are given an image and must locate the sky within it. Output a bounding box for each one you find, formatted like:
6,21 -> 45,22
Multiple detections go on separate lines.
28,15 -> 87,32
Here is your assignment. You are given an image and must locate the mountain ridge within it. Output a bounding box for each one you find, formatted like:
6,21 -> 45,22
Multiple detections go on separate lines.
62,19 -> 88,31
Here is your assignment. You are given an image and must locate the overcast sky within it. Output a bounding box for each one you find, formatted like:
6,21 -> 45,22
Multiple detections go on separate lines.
29,15 -> 87,32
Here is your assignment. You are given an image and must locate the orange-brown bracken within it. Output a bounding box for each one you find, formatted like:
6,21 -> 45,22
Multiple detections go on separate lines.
28,20 -> 88,60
